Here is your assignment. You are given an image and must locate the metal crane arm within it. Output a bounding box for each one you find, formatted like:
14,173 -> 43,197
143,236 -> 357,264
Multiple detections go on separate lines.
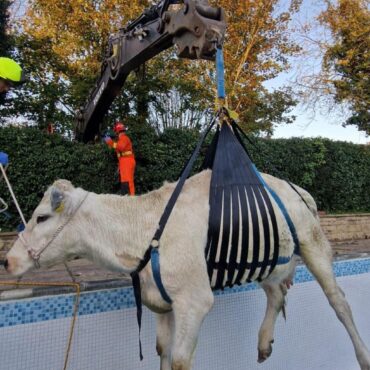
75,0 -> 226,142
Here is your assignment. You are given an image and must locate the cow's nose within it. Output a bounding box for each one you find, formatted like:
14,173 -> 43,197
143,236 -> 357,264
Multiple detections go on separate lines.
4,259 -> 9,270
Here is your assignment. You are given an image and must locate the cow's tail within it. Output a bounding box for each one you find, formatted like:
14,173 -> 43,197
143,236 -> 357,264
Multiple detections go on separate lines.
286,181 -> 319,219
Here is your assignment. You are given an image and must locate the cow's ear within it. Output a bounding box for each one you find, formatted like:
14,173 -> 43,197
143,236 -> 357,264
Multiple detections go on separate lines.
50,187 -> 65,213
49,180 -> 76,215
52,179 -> 74,192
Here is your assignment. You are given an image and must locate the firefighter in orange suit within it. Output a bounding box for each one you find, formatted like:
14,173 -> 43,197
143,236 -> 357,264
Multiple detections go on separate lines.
105,122 -> 136,195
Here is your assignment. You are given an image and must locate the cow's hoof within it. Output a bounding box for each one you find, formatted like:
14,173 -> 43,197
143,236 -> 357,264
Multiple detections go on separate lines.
156,343 -> 162,357
359,360 -> 370,370
359,350 -> 370,370
257,342 -> 273,363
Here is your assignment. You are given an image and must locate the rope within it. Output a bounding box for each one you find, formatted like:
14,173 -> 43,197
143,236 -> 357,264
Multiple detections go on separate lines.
0,281 -> 81,370
130,111 -> 219,360
64,262 -> 76,282
0,164 -> 9,215
20,192 -> 89,264
0,163 -> 7,182
0,163 -> 26,225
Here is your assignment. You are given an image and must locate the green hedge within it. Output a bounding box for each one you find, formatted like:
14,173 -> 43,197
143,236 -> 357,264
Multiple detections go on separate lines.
246,137 -> 370,212
0,124 -> 202,230
0,125 -> 369,230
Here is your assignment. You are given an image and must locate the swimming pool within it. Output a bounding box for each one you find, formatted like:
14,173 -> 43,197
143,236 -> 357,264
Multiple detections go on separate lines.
1,257 -> 369,370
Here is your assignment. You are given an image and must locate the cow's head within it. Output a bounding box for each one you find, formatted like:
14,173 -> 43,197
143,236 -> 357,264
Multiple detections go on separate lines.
5,180 -> 87,276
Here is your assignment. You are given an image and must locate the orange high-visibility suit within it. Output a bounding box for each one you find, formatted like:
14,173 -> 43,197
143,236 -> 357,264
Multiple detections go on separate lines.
106,132 -> 136,195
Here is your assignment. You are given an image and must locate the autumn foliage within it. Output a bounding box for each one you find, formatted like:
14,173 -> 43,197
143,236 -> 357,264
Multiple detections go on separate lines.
319,0 -> 370,134
211,0 -> 301,124
0,0 -> 305,133
23,0 -> 151,77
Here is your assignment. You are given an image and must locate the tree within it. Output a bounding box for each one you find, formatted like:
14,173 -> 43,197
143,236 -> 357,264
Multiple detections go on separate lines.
0,0 -> 12,55
319,0 -> 370,134
152,0 -> 303,133
293,0 -> 369,135
209,0 -> 302,133
5,0 -> 303,135
0,35 -> 76,133
0,0 -> 13,107
0,1 -> 147,132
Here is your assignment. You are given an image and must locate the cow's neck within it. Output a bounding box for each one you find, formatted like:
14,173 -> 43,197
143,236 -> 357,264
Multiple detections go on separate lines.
82,190 -> 167,274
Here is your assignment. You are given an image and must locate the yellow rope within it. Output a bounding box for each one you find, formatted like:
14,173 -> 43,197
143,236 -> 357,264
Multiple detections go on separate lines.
0,281 -> 81,370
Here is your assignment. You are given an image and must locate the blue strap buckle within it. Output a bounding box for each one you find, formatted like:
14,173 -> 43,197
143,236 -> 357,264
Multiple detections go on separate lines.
151,246 -> 172,304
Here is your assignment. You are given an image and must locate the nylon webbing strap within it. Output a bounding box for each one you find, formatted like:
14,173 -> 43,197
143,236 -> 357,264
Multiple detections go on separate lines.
130,271 -> 143,361
151,113 -> 218,244
216,48 -> 225,99
230,122 -> 280,276
232,121 -> 310,223
130,113 -> 218,360
151,248 -> 172,303
232,121 -> 302,255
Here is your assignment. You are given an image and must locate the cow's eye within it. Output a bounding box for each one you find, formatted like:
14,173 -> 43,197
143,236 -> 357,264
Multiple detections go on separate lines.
36,215 -> 50,224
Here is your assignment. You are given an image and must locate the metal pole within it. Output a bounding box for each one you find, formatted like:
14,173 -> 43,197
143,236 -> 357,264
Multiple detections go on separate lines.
0,163 -> 26,225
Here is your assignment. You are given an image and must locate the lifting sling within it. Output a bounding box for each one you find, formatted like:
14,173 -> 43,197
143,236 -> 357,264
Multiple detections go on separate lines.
130,47 -> 299,359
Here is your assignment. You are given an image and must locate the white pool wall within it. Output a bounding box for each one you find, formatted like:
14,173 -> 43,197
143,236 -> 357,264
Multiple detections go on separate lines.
0,258 -> 369,370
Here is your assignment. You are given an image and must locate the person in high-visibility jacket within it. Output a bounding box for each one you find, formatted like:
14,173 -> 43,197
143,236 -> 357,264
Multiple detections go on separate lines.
105,122 -> 136,195
0,57 -> 26,94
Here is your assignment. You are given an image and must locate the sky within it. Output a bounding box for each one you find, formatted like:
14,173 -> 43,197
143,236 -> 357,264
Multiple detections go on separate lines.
273,114 -> 369,144
266,70 -> 369,144
268,0 -> 369,145
265,71 -> 369,144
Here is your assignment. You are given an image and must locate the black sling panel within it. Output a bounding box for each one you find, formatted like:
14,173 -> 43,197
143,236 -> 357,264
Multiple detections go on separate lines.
258,185 -> 280,276
245,186 -> 260,282
205,122 -> 281,290
205,185 -> 223,282
232,121 -> 280,277
234,186 -> 250,284
253,187 -> 271,282
226,185 -> 241,287
214,187 -> 231,290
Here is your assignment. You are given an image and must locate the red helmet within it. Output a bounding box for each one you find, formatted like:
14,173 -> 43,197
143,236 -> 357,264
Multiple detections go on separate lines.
113,121 -> 126,133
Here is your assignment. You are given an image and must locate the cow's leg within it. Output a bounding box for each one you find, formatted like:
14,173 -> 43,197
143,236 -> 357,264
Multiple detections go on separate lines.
301,225 -> 370,370
156,311 -> 174,370
170,288 -> 214,370
258,281 -> 286,363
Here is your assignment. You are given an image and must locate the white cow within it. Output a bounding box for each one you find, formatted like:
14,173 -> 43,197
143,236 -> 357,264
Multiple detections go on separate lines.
5,170 -> 370,370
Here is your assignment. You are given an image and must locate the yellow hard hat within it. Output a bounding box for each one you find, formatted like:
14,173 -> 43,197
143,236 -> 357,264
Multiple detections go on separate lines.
0,57 -> 26,85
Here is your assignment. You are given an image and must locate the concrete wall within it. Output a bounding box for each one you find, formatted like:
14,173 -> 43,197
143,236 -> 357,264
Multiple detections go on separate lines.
320,213 -> 370,241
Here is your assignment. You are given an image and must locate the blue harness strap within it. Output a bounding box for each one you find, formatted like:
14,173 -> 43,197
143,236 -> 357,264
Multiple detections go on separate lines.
252,164 -> 300,257
129,114 -> 219,362
216,48 -> 226,99
151,248 -> 172,304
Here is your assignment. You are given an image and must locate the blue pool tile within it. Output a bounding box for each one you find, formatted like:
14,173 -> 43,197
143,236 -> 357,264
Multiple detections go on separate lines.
0,258 -> 369,328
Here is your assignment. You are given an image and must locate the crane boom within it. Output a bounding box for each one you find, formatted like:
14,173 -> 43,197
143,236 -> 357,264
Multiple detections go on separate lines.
75,0 -> 226,142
